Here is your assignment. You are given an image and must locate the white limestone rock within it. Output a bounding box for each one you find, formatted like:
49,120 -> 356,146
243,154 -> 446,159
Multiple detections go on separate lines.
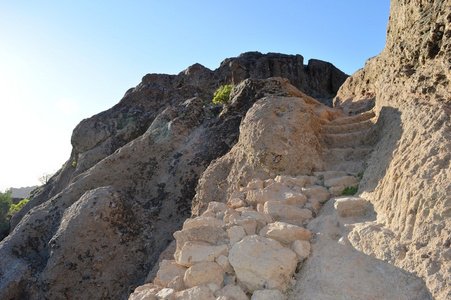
183,262 -> 224,289
264,201 -> 312,224
227,226 -> 247,246
175,241 -> 228,267
206,201 -> 228,214
182,217 -> 225,230
291,240 -> 311,261
228,235 -> 297,292
259,222 -> 311,245
216,284 -> 248,300
334,197 -> 369,218
174,286 -> 215,300
156,288 -> 175,300
154,260 -> 187,287
301,185 -> 331,203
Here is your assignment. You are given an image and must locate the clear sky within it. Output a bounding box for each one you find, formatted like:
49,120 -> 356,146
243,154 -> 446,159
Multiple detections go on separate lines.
0,0 -> 391,191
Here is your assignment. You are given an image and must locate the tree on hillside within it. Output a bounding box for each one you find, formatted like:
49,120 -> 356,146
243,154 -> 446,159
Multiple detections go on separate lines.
0,189 -> 12,240
38,172 -> 54,185
9,199 -> 29,215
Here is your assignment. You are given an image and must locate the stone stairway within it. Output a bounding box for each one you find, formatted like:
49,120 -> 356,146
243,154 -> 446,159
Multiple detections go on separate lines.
128,172 -> 366,300
322,110 -> 377,174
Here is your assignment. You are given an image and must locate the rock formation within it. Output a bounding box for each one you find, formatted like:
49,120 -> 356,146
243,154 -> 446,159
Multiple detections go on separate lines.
333,0 -> 451,298
1,0 -> 451,298
128,0 -> 450,298
0,54 -> 347,300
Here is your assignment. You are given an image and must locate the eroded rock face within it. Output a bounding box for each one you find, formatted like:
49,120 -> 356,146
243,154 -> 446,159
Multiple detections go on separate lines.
334,1 -> 451,298
35,187 -> 152,299
0,52 -> 347,299
218,52 -> 348,102
192,89 -> 336,216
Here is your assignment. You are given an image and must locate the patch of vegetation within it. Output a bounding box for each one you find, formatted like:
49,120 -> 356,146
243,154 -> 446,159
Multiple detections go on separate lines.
358,170 -> 364,179
0,190 -> 12,240
9,199 -> 29,215
212,85 -> 234,104
342,186 -> 358,196
0,191 -> 32,241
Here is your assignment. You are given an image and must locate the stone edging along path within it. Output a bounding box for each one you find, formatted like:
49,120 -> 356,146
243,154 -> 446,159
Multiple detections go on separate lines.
129,170 -> 365,300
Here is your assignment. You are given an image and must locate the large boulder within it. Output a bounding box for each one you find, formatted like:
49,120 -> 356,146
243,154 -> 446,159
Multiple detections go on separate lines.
228,235 -> 297,293
183,262 -> 224,289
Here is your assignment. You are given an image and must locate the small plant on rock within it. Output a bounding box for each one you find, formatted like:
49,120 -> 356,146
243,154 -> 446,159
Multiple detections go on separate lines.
212,85 -> 234,104
342,186 -> 358,196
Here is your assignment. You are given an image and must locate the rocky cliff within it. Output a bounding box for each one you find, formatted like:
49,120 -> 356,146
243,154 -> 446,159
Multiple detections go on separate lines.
0,53 -> 347,299
1,0 -> 450,298
334,0 -> 451,298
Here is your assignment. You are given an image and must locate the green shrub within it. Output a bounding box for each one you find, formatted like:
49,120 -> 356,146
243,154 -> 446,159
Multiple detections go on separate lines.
212,85 -> 234,104
0,190 -> 12,223
342,186 -> 358,196
9,199 -> 29,215
0,190 -> 12,240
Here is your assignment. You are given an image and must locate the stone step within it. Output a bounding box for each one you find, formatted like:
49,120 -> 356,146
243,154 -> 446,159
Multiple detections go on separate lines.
322,119 -> 374,134
326,147 -> 373,162
323,129 -> 373,148
328,110 -> 376,126
329,161 -> 366,174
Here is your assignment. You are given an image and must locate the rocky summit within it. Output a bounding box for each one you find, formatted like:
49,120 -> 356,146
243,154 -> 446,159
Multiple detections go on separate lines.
1,0 -> 450,299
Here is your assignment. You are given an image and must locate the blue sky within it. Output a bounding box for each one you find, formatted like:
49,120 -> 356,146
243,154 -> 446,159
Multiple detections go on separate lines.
0,1 -> 390,190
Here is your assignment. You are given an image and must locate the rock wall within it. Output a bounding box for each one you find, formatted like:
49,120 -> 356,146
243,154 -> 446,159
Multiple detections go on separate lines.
335,0 -> 451,298
0,52 -> 347,300
192,83 -> 337,216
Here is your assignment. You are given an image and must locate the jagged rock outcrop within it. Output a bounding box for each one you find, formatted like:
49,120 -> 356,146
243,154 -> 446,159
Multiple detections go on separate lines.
191,86 -> 339,216
0,52 -> 347,299
217,52 -> 348,104
333,0 -> 451,298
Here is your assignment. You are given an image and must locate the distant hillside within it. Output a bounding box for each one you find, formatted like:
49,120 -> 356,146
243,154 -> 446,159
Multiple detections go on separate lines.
10,186 -> 37,200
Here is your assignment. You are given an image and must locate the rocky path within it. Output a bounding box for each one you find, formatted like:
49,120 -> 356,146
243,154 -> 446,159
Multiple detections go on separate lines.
128,110 -> 431,300
290,110 -> 431,299
129,172 -> 363,300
